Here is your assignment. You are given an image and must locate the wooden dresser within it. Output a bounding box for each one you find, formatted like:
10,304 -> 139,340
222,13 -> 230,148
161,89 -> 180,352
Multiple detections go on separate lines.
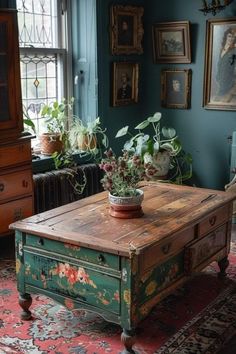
0,9 -> 34,237
10,182 -> 236,353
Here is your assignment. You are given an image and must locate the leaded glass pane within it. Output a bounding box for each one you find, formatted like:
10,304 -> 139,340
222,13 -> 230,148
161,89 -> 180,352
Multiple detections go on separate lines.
17,0 -> 58,48
20,53 -> 58,136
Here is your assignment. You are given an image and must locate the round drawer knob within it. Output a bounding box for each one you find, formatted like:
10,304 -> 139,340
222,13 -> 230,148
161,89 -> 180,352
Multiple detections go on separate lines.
97,254 -> 105,262
0,183 -> 4,192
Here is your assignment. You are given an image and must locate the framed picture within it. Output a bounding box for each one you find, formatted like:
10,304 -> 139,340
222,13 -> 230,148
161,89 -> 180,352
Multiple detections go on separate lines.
161,68 -> 192,109
152,21 -> 191,63
203,17 -> 236,110
110,5 -> 144,55
112,62 -> 139,107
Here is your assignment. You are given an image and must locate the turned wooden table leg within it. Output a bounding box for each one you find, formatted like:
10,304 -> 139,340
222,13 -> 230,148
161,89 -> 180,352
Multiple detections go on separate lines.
218,256 -> 229,277
19,293 -> 32,320
121,328 -> 136,354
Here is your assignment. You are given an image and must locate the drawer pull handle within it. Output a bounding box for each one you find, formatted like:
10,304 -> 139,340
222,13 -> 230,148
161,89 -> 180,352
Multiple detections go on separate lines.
22,180 -> 28,188
162,243 -> 171,254
37,239 -> 44,246
209,216 -> 216,226
0,183 -> 4,192
97,254 -> 105,262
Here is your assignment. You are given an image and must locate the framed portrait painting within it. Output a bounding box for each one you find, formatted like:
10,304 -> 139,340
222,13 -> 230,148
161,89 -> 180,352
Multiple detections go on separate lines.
110,5 -> 144,55
203,17 -> 236,110
112,62 -> 139,107
161,69 -> 192,109
152,21 -> 191,63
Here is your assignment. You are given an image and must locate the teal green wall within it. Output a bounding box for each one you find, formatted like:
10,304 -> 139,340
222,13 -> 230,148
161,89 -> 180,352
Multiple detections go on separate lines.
0,0 -> 15,7
97,0 -> 236,190
97,0 -> 147,155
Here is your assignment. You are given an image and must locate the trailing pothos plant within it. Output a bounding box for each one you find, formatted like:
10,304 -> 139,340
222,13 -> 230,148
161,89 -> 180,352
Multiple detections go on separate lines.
116,112 -> 192,184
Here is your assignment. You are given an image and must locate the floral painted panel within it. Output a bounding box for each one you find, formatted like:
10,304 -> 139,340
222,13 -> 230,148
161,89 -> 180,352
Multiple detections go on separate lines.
24,253 -> 120,314
138,251 -> 184,305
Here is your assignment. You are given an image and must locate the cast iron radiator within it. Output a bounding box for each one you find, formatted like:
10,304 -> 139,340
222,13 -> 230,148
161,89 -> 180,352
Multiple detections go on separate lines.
33,163 -> 103,214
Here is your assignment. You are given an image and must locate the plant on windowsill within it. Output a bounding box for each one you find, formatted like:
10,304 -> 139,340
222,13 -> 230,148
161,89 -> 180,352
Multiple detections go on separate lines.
115,112 -> 192,185
40,98 -> 73,156
69,117 -> 109,161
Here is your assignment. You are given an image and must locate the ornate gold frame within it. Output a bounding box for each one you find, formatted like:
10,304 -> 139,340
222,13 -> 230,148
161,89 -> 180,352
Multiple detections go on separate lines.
203,17 -> 236,110
110,5 -> 144,55
161,68 -> 192,109
152,21 -> 191,63
112,62 -> 139,107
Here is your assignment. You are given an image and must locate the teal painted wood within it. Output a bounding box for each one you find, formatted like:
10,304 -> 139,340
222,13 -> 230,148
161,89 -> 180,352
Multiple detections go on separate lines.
120,256 -> 132,330
24,284 -> 121,324
24,251 -> 121,314
15,230 -> 26,294
137,252 -> 184,307
25,234 -> 120,270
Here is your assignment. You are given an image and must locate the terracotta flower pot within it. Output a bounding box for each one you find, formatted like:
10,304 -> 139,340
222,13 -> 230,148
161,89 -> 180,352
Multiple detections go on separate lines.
40,133 -> 64,155
108,189 -> 144,219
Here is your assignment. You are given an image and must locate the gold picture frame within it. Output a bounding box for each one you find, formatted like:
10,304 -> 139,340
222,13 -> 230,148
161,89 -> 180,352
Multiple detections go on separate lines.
161,68 -> 192,109
152,21 -> 191,63
112,62 -> 139,107
203,17 -> 236,110
110,5 -> 144,55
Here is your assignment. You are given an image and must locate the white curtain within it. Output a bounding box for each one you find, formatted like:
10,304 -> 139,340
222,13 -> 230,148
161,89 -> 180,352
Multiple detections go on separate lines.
74,0 -> 97,123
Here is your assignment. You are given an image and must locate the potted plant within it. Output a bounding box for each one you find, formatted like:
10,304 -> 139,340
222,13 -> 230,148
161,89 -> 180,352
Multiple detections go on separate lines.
116,112 -> 192,183
40,98 -> 73,155
99,148 -> 145,218
69,116 -> 109,160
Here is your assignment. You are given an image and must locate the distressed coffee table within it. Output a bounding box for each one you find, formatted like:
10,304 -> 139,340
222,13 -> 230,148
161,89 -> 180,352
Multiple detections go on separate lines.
10,182 -> 236,353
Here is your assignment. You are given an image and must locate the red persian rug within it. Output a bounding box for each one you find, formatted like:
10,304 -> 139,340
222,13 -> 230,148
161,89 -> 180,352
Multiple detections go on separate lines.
1,253 -> 236,354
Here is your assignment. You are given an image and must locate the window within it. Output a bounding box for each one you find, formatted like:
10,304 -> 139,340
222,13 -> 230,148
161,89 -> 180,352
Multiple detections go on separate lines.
16,0 -> 71,147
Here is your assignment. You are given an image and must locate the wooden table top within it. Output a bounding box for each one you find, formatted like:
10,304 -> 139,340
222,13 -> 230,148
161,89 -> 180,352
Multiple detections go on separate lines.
10,182 -> 236,256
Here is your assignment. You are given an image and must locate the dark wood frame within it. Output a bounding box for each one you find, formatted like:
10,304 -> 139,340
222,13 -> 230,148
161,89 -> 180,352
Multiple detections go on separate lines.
152,21 -> 191,63
161,68 -> 192,109
112,62 -> 139,107
110,5 -> 144,55
203,17 -> 236,110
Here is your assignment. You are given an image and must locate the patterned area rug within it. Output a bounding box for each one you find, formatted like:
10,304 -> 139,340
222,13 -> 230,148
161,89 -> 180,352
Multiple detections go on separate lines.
0,252 -> 236,354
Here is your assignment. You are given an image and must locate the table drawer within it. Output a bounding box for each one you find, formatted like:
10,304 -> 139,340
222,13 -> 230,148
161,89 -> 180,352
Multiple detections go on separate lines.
0,197 -> 33,234
0,169 -> 33,201
0,142 -> 31,168
198,205 -> 229,238
141,226 -> 195,272
185,224 -> 227,273
25,234 -> 120,270
24,252 -> 120,314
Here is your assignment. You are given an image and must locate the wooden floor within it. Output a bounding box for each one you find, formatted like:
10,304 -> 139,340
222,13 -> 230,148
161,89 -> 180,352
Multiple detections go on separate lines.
1,226 -> 236,353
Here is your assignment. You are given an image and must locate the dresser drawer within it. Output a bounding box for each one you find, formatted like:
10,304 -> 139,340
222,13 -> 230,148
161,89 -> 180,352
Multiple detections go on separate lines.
140,226 -> 195,272
24,252 -> 120,314
0,197 -> 33,234
25,234 -> 120,270
0,169 -> 33,201
185,224 -> 227,273
0,142 -> 31,168
198,205 -> 229,238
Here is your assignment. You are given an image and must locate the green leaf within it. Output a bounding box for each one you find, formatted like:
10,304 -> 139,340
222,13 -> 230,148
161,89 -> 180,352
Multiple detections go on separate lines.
116,126 -> 129,137
124,140 -> 134,151
162,126 -> 176,139
135,120 -> 149,130
41,105 -> 49,116
53,101 -> 59,109
148,112 -> 161,122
